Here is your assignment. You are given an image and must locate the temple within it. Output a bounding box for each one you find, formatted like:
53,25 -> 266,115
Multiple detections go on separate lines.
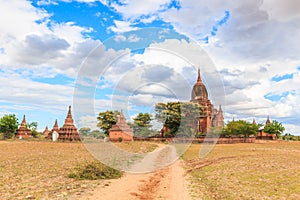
257,116 -> 277,140
58,106 -> 81,141
190,68 -> 224,133
42,126 -> 49,137
46,119 -> 59,140
109,111 -> 133,142
15,115 -> 31,139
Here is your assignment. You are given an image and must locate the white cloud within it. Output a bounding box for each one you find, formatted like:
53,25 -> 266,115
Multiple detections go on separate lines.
108,20 -> 139,33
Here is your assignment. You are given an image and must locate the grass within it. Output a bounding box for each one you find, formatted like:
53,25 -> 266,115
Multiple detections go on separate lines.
182,141 -> 300,199
0,140 -> 158,199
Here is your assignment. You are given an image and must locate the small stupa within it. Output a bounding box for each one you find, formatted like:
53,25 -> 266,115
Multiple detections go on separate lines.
15,115 -> 31,139
109,111 -> 133,142
46,119 -> 59,140
58,106 -> 81,141
42,126 -> 49,137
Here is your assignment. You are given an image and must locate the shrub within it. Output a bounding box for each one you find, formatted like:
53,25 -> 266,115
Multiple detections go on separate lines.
118,137 -> 123,142
68,160 -> 122,180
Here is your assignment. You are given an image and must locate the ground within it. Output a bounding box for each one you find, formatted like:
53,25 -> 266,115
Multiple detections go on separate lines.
1,140 -> 300,199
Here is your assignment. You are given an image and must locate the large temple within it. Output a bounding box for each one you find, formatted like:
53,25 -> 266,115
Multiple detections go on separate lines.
15,115 -> 31,139
190,68 -> 224,133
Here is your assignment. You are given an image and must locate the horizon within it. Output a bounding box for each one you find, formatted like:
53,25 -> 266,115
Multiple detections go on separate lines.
0,0 -> 299,135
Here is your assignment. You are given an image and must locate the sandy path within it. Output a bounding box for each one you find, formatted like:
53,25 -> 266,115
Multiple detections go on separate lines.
79,144 -> 191,200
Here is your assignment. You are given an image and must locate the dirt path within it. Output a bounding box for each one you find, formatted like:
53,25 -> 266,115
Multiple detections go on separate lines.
79,144 -> 191,200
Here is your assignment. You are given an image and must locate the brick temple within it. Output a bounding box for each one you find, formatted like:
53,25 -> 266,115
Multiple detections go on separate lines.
109,111 -> 133,142
46,119 -> 59,140
58,106 -> 81,141
15,115 -> 31,139
190,68 -> 224,133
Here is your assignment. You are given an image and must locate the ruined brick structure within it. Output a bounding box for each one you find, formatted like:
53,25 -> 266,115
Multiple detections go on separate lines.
46,119 -> 59,140
257,116 -> 277,140
15,115 -> 31,139
109,111 -> 133,142
190,68 -> 224,133
42,126 -> 49,137
58,106 -> 81,141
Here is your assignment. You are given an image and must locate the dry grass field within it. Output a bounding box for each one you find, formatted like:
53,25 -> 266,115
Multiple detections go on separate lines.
183,141 -> 300,200
0,140 -> 157,200
1,140 -> 300,200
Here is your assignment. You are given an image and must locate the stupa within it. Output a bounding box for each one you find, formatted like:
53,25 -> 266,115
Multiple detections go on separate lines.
46,119 -> 59,140
15,115 -> 31,139
109,111 -> 133,142
58,106 -> 81,141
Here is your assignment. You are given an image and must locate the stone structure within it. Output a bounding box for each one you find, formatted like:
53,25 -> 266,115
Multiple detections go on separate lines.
109,111 -> 133,142
46,119 -> 59,140
257,116 -> 277,140
42,126 -> 49,137
190,68 -> 224,133
15,115 -> 31,139
58,106 -> 81,141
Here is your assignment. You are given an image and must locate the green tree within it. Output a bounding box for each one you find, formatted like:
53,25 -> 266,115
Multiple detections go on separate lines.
155,102 -> 202,137
27,121 -> 41,138
264,120 -> 285,137
0,114 -> 18,139
222,120 -> 259,140
132,113 -> 153,137
79,127 -> 91,136
97,110 -> 120,136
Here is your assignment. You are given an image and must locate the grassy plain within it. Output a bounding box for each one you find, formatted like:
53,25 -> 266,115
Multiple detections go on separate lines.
183,141 -> 300,200
0,140 -> 157,199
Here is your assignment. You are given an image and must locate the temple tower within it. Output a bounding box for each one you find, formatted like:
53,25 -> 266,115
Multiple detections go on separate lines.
15,115 -> 31,139
58,106 -> 81,141
190,68 -> 224,133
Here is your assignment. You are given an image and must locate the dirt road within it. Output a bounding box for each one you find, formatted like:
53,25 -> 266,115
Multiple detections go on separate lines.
79,144 -> 191,200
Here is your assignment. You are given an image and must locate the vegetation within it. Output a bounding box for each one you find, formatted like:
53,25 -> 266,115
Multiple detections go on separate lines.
132,112 -> 157,137
97,110 -> 120,135
68,160 -> 122,180
27,121 -> 42,138
155,102 -> 203,137
222,120 -> 260,140
264,120 -> 285,137
183,142 -> 300,199
0,114 -> 18,139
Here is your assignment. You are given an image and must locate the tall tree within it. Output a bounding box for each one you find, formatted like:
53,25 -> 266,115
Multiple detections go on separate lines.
0,114 -> 18,139
27,121 -> 40,138
264,120 -> 285,137
97,110 -> 120,135
155,102 -> 202,137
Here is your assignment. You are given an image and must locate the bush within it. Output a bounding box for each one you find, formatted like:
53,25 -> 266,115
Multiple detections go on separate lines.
68,161 -> 123,180
118,137 -> 123,142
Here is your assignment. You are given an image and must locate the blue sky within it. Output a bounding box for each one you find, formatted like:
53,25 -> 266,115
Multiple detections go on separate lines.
0,0 -> 300,135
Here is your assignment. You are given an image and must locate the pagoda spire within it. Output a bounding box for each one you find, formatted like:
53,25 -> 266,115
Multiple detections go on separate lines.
252,118 -> 256,125
197,68 -> 202,83
266,115 -> 270,124
21,115 -> 27,127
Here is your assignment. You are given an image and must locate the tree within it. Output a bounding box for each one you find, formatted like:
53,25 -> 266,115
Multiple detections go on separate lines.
264,120 -> 285,137
132,113 -> 153,137
155,102 -> 203,137
222,120 -> 259,140
97,110 -> 120,136
0,114 -> 18,139
27,121 -> 41,138
79,127 -> 91,136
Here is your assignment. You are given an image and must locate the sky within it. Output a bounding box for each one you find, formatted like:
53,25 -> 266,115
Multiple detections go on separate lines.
0,0 -> 299,135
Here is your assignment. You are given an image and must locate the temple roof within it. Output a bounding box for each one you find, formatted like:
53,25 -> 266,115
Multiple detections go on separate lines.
191,68 -> 208,101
